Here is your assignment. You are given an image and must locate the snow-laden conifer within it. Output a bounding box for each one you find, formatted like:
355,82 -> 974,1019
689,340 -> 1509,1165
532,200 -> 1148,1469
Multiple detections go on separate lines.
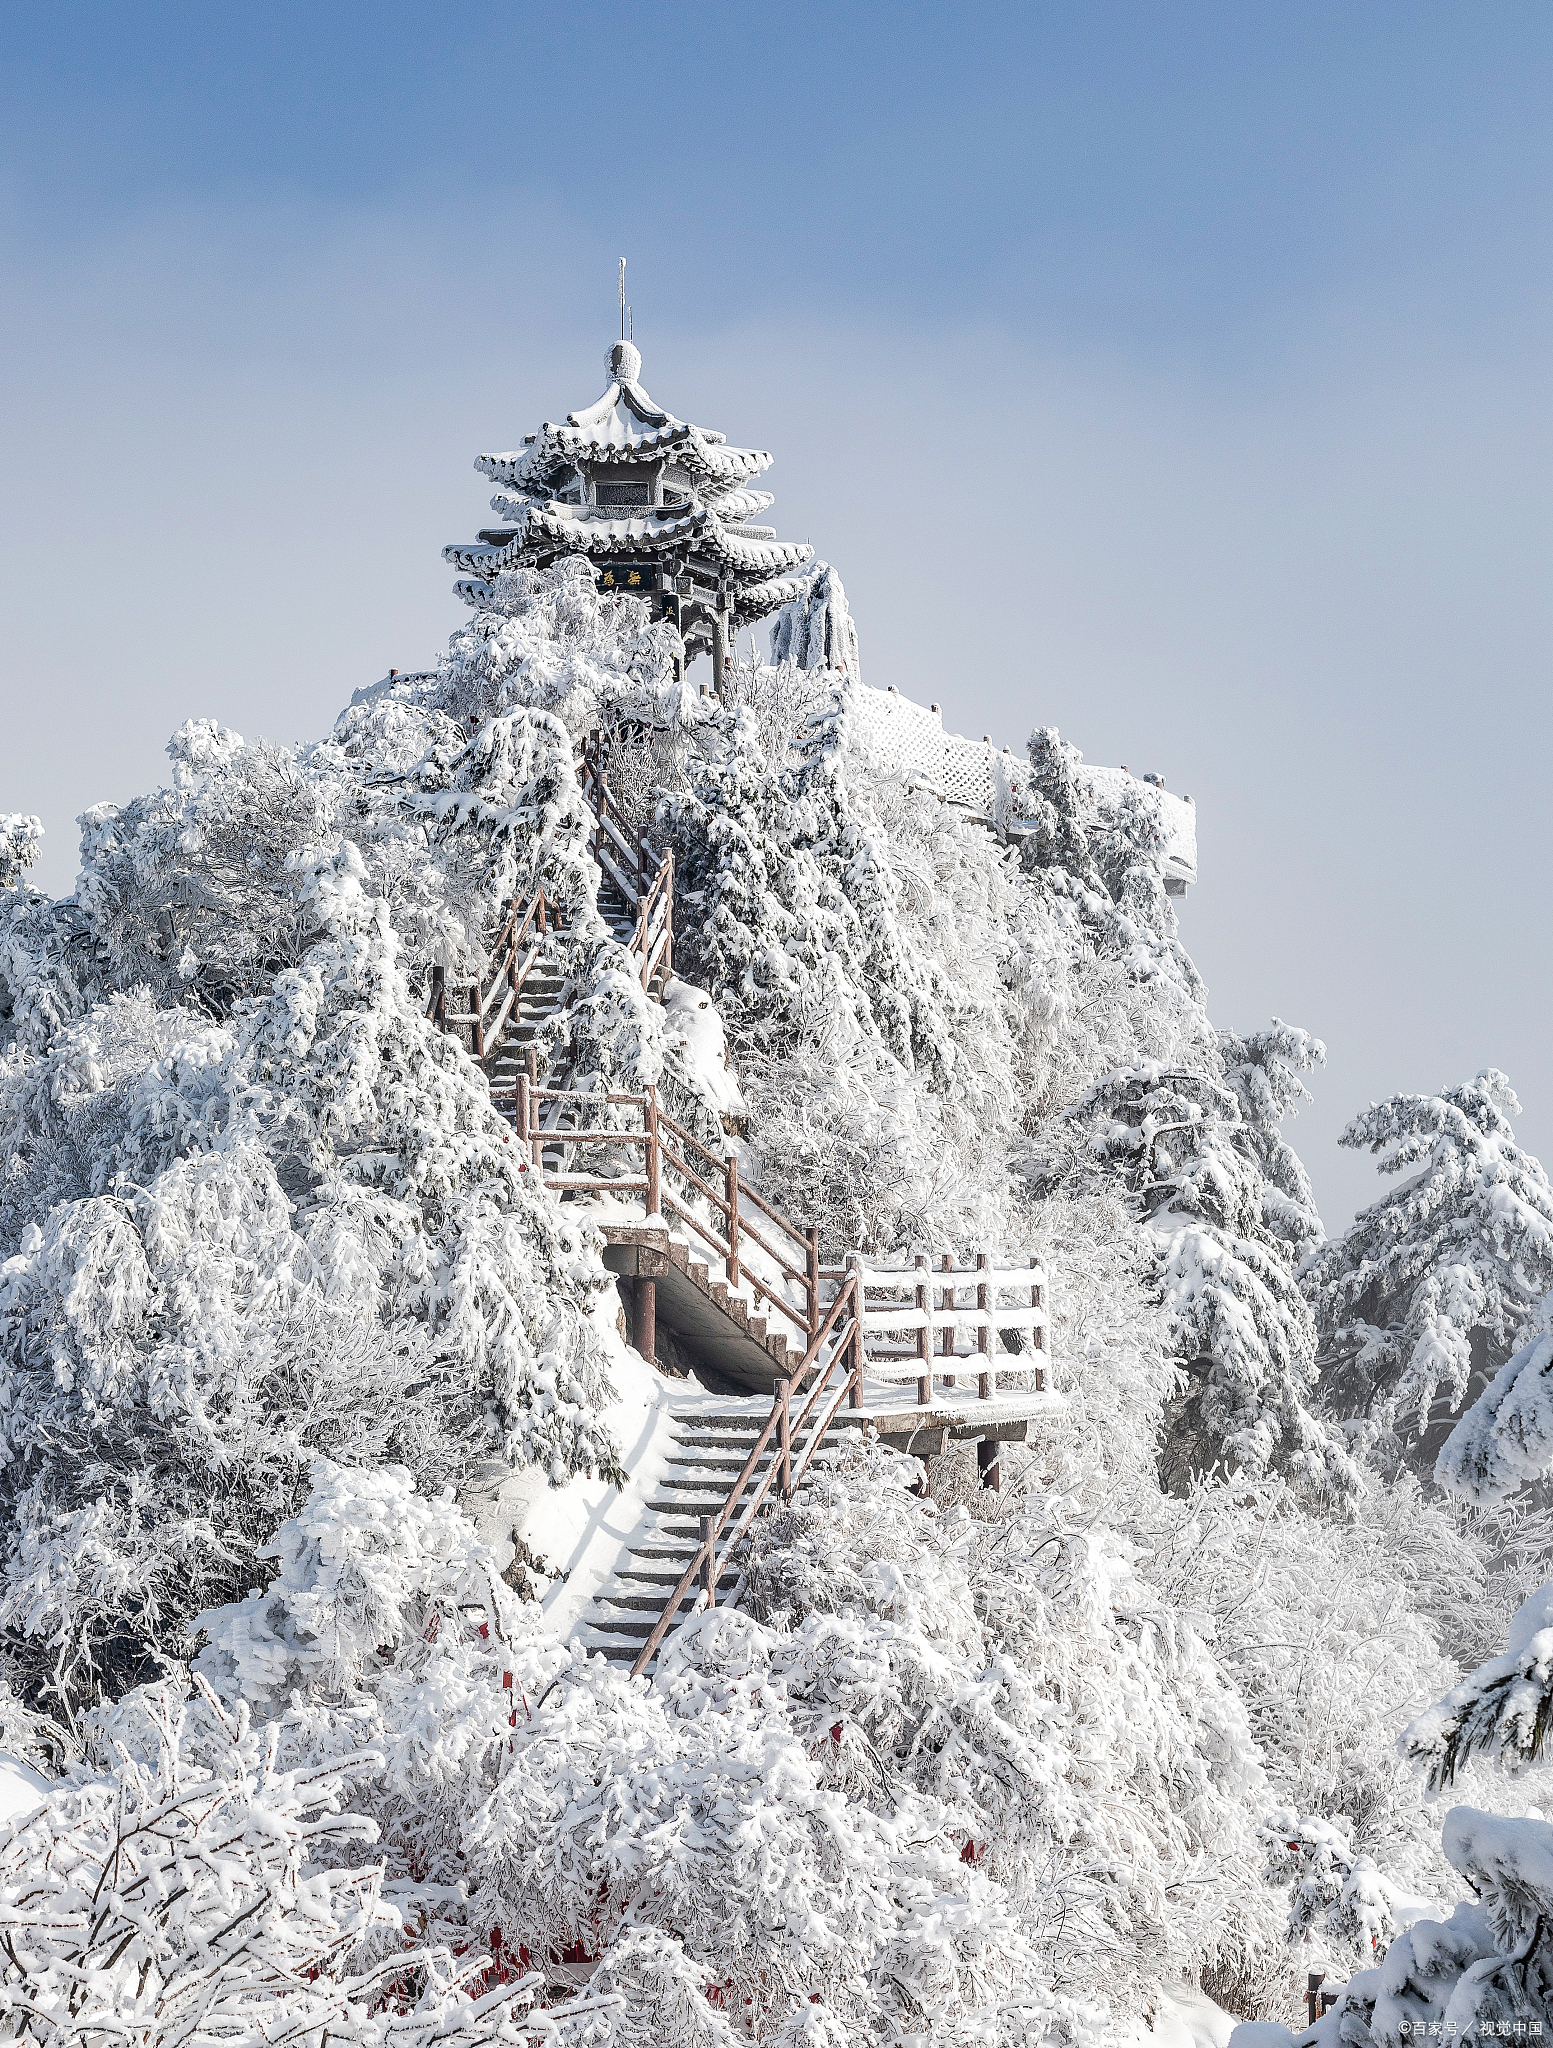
1017,728 -> 1347,1494
1303,1072 -> 1553,1475
1082,1028 -> 1349,1495
1435,1288 -> 1553,1501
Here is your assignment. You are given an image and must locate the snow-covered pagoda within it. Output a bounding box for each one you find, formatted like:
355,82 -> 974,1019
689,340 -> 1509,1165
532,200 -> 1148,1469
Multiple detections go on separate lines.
445,338 -> 814,680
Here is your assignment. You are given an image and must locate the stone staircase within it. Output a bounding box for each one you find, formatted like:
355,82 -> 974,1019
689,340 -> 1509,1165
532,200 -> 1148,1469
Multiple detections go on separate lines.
578,1400 -> 814,1666
485,962 -> 568,1116
598,868 -> 639,952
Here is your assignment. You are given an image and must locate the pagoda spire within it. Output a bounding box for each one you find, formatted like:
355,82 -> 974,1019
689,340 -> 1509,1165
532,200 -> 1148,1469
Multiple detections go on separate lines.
444,336 -> 814,686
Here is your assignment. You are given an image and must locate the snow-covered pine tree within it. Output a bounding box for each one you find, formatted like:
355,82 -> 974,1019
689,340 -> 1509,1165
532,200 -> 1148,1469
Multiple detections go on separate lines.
0,815 -> 103,1057
435,555 -> 685,741
664,674 -> 1016,1250
767,562 -> 862,684
0,838 -> 621,1724
1017,730 -> 1349,1494
0,817 -> 42,892
1434,1286 -> 1553,1502
668,689 -> 917,1063
1302,1071 -> 1553,1481
1083,1025 -> 1347,1495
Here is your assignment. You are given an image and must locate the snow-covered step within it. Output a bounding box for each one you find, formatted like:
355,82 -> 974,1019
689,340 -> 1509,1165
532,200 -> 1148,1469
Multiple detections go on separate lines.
572,1397 -> 794,1670
570,1388 -> 846,1674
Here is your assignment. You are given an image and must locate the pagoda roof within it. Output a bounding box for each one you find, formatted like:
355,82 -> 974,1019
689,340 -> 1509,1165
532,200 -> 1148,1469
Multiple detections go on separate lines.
444,499 -> 811,580
478,340 -> 771,496
445,338 -> 814,619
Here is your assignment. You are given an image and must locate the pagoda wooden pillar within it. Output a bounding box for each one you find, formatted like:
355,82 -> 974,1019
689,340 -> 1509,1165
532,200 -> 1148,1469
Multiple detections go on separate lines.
711,608 -> 731,694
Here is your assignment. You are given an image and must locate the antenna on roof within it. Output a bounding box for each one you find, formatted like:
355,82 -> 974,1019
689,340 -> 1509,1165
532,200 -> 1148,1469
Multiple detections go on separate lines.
628,305 -> 633,340
618,257 -> 626,339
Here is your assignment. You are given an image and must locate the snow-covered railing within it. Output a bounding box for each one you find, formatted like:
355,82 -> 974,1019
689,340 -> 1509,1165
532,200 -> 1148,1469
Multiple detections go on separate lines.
847,685 -> 1033,827
510,1084 -> 1050,1409
830,1253 -> 1048,1405
846,682 -> 1198,888
628,847 -> 674,993
514,1084 -> 820,1349
579,733 -> 675,991
427,883 -> 561,1064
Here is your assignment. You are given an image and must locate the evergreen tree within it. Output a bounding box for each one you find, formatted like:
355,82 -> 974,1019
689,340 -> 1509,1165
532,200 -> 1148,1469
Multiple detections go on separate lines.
1303,1071 -> 1553,1478
1021,730 -> 1348,1494
664,678 -> 1016,1250
1279,1582 -> 1553,2043
1435,1287 -> 1553,1502
1084,1026 -> 1350,1497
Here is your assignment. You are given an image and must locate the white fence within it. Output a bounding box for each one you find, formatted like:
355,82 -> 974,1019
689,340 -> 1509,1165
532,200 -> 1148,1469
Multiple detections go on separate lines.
845,684 -> 1197,889
848,1254 -> 1049,1398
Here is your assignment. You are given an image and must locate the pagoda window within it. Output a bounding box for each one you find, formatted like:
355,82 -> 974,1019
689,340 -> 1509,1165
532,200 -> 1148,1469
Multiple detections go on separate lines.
596,480 -> 652,509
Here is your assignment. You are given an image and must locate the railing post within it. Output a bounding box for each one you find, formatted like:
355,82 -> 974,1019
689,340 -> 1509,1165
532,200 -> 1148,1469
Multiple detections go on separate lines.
941,1252 -> 956,1387
779,1377 -> 791,1502
915,1253 -> 930,1407
699,1515 -> 713,1606
1031,1256 -> 1045,1393
727,1152 -> 740,1290
849,1280 -> 864,1408
807,1226 -> 820,1337
517,1073 -> 529,1155
977,1251 -> 991,1399
429,963 -> 445,1030
472,982 -> 485,1063
645,1088 -> 661,1219
663,851 -> 674,983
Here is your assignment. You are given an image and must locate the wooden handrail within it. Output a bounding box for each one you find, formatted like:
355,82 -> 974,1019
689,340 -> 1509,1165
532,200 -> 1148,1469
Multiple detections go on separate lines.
654,1104 -> 726,1165
426,882 -> 560,1071
661,1189 -> 734,1270
530,1087 -> 648,1106
627,850 -> 674,990
521,1067 -> 1046,1397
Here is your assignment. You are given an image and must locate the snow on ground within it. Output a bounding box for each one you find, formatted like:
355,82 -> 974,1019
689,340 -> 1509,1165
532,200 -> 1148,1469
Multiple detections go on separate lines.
662,974 -> 746,1116
1119,1986 -> 1237,2048
456,1298 -> 690,1641
0,1749 -> 49,1822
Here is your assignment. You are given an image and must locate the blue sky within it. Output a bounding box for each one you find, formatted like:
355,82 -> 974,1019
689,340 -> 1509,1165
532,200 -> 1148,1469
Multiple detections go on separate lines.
2,3 -> 1549,1223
